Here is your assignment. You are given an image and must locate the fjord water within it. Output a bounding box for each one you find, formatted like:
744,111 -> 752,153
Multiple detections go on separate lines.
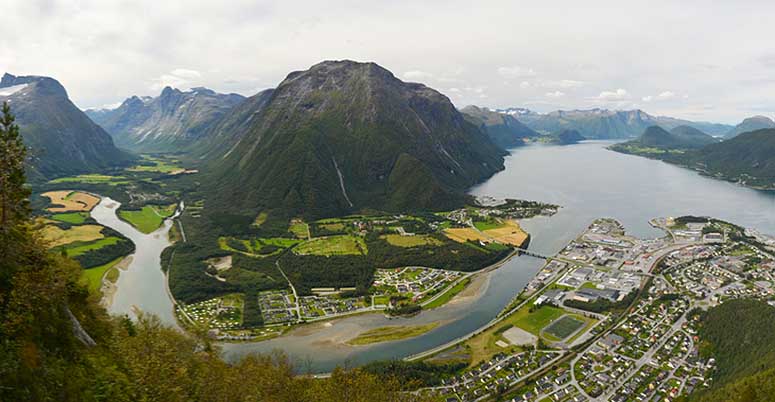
99,141 -> 775,372
90,198 -> 179,325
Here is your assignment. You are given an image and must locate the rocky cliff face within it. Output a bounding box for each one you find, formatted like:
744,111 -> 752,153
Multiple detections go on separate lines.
201,60 -> 506,218
0,73 -> 132,180
87,87 -> 245,152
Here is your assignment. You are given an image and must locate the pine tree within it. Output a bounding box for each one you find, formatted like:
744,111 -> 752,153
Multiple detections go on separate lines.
0,101 -> 29,230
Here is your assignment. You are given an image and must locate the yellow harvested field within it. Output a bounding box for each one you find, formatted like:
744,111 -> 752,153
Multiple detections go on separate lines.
444,228 -> 489,243
42,224 -> 104,247
484,220 -> 528,246
444,220 -> 528,247
43,191 -> 100,212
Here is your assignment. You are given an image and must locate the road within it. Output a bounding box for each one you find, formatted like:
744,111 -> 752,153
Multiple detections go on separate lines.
275,260 -> 301,322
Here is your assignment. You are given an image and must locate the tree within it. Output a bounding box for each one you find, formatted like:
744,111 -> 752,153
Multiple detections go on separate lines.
0,101 -> 29,230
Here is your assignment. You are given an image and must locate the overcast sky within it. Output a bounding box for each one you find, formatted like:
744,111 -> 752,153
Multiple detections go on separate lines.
3,0 -> 775,123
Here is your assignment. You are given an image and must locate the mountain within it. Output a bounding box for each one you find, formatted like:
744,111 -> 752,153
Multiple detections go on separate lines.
86,87 -> 245,152
619,125 -> 718,150
549,129 -> 585,145
0,73 -> 132,180
460,105 -> 538,149
676,128 -> 775,189
667,125 -> 719,147
200,60 -> 506,219
496,107 -> 733,139
724,115 -> 775,138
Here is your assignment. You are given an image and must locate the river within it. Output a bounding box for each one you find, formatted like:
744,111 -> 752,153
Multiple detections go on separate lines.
90,198 -> 179,325
92,141 -> 775,373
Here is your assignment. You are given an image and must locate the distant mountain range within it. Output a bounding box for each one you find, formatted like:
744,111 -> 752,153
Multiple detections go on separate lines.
196,60 -> 506,219
86,87 -> 245,152
724,115 -> 775,138
0,73 -> 132,181
459,105 -> 538,149
496,107 -> 733,139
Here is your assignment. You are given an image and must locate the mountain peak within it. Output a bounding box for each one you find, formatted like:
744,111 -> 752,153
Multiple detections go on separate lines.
200,60 -> 505,218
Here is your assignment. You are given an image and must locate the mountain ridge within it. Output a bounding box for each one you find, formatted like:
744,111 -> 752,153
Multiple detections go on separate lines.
0,73 -> 132,180
86,86 -> 245,152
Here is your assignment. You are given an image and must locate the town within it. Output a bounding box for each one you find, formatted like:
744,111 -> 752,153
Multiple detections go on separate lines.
419,216 -> 775,402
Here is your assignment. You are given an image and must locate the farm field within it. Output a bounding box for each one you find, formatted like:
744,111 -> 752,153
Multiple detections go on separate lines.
253,211 -> 268,227
42,224 -> 104,247
483,220 -> 528,247
444,227 -> 489,244
47,174 -> 129,186
382,233 -> 444,247
42,191 -> 100,212
219,236 -> 301,257
59,237 -> 122,258
346,323 -> 440,345
50,212 -> 89,224
443,220 -> 528,248
126,156 -> 183,173
289,220 -> 309,239
294,235 -> 367,256
118,204 -> 177,234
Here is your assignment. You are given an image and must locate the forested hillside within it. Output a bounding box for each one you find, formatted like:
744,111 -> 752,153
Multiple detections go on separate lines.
686,299 -> 775,402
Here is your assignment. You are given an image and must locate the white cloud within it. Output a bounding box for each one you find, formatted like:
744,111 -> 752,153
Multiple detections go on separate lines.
170,68 -> 201,79
545,91 -> 565,98
642,91 -> 677,102
595,88 -> 628,101
402,70 -> 434,80
497,66 -> 536,79
519,81 -> 530,89
150,68 -> 202,91
447,87 -> 461,92
543,79 -> 584,89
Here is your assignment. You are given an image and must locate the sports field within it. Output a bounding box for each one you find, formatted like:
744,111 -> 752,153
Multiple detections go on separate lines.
544,315 -> 585,340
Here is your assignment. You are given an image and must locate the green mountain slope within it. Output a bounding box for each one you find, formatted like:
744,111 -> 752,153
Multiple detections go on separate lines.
460,105 -> 538,149
200,60 -> 506,219
0,73 -> 133,180
86,87 -> 245,152
675,128 -> 775,188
